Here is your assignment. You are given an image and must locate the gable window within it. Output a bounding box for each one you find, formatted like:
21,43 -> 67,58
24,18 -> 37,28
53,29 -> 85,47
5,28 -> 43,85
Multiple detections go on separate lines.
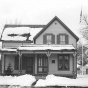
43,34 -> 55,44
57,34 -> 68,44
60,35 -> 65,44
47,35 -> 52,44
58,55 -> 69,70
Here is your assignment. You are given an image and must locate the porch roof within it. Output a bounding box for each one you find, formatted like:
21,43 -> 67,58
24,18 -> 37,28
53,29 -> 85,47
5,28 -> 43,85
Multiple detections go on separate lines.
17,44 -> 76,51
0,48 -> 17,52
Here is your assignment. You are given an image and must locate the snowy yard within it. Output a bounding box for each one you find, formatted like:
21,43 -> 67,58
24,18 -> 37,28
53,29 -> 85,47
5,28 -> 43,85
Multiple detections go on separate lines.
0,74 -> 87,88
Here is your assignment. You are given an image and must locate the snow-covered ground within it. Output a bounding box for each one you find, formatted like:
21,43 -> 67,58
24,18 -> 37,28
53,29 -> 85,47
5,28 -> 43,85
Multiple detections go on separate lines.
35,74 -> 88,87
0,74 -> 88,87
0,74 -> 35,86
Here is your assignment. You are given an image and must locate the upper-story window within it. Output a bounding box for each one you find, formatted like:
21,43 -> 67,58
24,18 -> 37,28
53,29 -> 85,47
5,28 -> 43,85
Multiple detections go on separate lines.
47,35 -> 52,44
43,34 -> 55,44
57,34 -> 69,44
60,35 -> 65,44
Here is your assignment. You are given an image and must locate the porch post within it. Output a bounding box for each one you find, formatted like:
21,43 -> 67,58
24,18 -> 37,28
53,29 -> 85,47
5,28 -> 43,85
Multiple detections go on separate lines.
46,50 -> 51,74
4,54 -> 6,74
18,51 -> 22,75
73,52 -> 76,78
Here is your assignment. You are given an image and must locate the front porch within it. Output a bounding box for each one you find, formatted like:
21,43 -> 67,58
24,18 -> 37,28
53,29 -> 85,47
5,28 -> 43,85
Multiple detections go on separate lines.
1,44 -> 77,78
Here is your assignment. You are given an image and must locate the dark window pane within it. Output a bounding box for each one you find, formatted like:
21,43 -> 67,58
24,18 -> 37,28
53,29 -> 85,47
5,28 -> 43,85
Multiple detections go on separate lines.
58,55 -> 69,70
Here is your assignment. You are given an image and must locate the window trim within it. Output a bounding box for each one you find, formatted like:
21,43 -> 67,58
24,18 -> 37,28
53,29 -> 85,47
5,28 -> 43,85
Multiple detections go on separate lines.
43,33 -> 55,44
57,33 -> 69,44
37,54 -> 48,73
46,35 -> 52,44
60,34 -> 65,44
58,54 -> 70,71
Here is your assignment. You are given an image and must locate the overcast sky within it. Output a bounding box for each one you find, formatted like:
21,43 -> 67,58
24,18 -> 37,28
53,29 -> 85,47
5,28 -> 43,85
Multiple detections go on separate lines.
0,0 -> 88,42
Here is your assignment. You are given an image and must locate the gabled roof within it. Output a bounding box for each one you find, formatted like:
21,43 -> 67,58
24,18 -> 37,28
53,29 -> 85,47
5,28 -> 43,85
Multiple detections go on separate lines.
34,16 -> 79,41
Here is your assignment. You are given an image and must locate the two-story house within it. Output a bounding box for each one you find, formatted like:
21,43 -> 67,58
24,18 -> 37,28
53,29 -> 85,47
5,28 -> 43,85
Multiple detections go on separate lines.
0,16 -> 79,78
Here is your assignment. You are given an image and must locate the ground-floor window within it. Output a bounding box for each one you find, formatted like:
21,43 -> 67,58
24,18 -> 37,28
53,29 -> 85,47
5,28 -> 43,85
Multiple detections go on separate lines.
37,54 -> 48,73
14,55 -> 19,70
58,54 -> 69,70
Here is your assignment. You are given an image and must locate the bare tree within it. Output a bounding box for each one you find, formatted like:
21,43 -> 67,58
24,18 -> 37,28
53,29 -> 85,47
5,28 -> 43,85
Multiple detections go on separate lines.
80,15 -> 88,40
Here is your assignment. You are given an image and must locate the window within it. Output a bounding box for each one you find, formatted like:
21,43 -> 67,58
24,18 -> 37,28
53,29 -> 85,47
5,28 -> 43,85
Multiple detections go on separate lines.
52,60 -> 55,63
47,35 -> 52,44
60,35 -> 65,44
14,55 -> 19,70
43,34 -> 55,44
57,34 -> 68,44
37,54 -> 48,73
58,55 -> 69,70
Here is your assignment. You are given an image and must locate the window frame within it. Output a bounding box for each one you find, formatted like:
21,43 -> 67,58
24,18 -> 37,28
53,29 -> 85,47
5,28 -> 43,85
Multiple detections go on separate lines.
46,35 -> 52,44
37,54 -> 48,73
60,34 -> 66,44
58,54 -> 70,71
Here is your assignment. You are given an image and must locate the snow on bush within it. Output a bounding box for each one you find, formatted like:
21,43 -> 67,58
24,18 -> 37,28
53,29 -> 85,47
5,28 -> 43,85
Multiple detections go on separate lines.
35,74 -> 88,87
10,74 -> 36,86
0,74 -> 36,86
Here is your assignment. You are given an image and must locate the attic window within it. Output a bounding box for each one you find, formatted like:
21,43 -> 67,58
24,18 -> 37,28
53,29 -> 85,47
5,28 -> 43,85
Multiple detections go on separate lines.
55,23 -> 57,25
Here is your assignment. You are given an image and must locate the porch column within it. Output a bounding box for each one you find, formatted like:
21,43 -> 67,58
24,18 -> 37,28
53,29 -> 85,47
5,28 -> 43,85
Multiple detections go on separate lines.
3,54 -> 6,74
18,51 -> 22,75
46,50 -> 51,74
73,52 -> 77,78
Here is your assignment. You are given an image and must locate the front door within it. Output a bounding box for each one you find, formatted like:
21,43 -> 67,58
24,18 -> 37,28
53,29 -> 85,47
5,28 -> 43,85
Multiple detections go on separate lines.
37,54 -> 48,74
25,57 -> 33,74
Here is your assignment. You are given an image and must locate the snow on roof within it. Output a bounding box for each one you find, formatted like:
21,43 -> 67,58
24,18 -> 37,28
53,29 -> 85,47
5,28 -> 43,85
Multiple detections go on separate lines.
35,75 -> 88,87
0,48 -> 17,52
2,27 -> 43,41
18,44 -> 76,51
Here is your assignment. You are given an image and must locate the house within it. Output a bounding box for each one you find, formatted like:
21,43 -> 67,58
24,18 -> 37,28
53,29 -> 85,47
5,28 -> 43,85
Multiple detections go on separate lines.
0,16 -> 79,78
77,64 -> 88,75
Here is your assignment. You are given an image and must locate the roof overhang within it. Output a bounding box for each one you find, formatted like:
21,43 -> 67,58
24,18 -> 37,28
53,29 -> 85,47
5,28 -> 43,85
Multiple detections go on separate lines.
0,48 -> 17,52
17,44 -> 76,51
0,45 -> 76,53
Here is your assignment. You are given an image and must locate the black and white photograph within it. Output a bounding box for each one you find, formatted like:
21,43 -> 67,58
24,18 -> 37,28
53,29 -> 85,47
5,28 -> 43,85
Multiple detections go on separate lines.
0,0 -> 88,88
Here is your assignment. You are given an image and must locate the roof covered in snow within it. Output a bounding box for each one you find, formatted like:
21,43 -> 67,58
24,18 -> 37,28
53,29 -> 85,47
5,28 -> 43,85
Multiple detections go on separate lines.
1,24 -> 45,41
17,44 -> 76,51
0,44 -> 76,52
0,48 -> 17,52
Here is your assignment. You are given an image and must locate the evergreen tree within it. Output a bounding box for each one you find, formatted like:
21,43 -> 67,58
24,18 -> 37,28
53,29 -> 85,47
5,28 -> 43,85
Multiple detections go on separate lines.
4,63 -> 13,76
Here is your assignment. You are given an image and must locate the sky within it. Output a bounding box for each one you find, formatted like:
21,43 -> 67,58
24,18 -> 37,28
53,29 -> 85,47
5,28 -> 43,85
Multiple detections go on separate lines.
0,0 -> 88,44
